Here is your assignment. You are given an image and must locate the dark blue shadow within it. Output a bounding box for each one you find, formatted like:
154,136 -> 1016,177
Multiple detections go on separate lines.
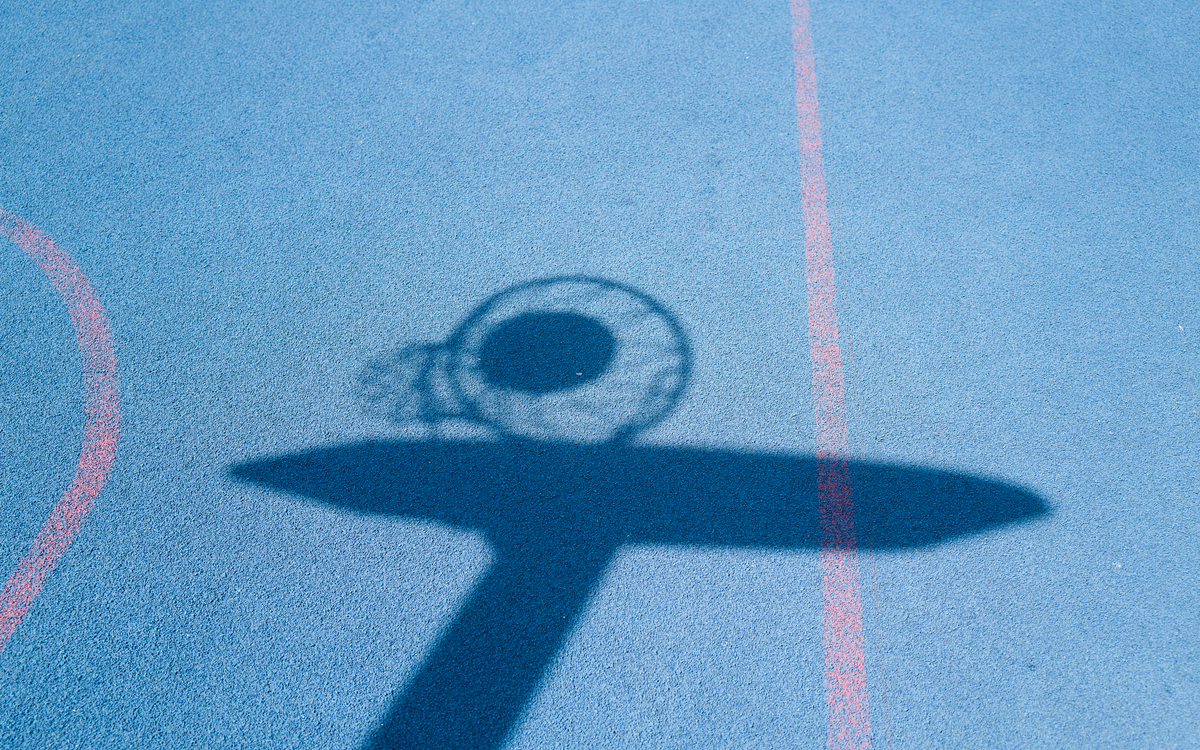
476,311 -> 617,394
230,440 -> 1049,750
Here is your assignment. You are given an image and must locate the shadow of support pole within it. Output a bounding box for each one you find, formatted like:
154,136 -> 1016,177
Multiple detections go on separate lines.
368,537 -> 616,750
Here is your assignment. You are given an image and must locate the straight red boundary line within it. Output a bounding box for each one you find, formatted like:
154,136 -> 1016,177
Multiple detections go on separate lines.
789,3 -> 871,748
0,207 -> 121,652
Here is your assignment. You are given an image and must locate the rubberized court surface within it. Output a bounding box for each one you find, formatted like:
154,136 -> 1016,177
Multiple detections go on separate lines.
2,1 -> 1197,748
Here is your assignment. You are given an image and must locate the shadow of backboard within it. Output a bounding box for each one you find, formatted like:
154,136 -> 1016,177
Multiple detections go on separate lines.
231,440 -> 1048,750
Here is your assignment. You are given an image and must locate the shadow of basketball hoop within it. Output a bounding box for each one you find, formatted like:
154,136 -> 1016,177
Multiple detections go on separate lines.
231,276 -> 1050,750
354,276 -> 691,445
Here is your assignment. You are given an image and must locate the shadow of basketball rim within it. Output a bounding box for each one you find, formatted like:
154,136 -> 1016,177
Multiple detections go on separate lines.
355,275 -> 693,445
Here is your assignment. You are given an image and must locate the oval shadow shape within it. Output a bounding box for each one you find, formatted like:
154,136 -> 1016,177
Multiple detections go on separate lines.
477,312 -> 617,394
230,440 -> 1048,552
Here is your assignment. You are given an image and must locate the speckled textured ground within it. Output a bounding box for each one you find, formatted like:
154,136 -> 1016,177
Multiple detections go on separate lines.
2,1 -> 1197,748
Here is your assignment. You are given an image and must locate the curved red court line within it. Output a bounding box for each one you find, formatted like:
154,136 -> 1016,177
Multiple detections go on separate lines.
790,2 -> 871,747
0,207 -> 120,652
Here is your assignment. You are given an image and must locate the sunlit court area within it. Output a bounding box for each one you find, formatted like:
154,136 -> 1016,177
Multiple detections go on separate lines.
2,1 -> 1197,748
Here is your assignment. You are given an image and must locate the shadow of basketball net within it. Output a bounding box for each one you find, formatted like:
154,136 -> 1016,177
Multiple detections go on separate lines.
232,277 -> 1049,750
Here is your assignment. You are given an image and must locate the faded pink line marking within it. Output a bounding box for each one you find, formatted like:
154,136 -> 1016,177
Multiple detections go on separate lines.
0,207 -> 120,652
790,2 -> 871,748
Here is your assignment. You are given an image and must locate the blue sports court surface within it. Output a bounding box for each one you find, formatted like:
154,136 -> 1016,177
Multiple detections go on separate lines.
2,1 -> 1197,748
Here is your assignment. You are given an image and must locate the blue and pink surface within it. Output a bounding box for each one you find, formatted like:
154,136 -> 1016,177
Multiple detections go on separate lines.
2,1 -> 1197,748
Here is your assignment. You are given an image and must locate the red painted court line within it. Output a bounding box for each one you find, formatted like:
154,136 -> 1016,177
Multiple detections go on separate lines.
790,2 -> 871,748
0,207 -> 120,652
